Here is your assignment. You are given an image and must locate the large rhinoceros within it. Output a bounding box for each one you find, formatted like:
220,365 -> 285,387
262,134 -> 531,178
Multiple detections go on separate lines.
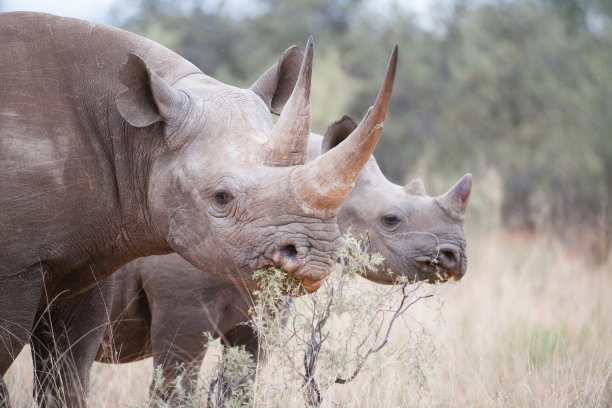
93,115 -> 472,401
0,12 -> 396,407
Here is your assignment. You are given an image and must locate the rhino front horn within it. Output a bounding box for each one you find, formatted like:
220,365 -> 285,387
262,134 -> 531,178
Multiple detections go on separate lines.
290,44 -> 398,213
259,36 -> 313,167
437,173 -> 472,216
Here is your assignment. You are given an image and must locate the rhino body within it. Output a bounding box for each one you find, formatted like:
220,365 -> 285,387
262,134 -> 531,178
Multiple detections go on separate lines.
94,118 -> 472,401
0,12 -> 396,406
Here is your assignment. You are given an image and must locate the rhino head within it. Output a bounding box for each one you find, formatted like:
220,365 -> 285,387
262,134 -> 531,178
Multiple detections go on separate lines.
318,115 -> 472,284
116,39 -> 398,291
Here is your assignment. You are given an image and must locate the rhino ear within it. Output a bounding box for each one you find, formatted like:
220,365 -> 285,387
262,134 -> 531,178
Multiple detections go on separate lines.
116,53 -> 183,128
250,45 -> 304,115
404,178 -> 427,196
321,115 -> 358,153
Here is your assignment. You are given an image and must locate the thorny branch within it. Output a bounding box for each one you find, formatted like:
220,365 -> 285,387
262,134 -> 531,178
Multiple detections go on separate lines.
296,233 -> 433,406
249,232 -> 436,407
335,282 -> 433,385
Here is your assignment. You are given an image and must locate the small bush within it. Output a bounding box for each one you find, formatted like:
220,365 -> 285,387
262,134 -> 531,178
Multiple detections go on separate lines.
155,233 -> 437,407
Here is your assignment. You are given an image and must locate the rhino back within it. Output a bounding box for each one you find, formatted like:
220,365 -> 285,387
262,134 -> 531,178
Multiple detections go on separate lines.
0,12 -> 200,279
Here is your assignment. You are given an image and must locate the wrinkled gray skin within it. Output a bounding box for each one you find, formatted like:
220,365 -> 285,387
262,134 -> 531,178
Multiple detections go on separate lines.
0,13 -> 395,407
92,116 -> 472,402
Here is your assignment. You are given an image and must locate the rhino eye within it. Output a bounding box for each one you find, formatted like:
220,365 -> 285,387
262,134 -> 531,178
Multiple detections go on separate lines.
382,214 -> 400,226
215,190 -> 233,205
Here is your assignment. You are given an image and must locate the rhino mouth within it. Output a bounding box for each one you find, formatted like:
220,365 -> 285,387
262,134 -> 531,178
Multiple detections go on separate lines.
253,265 -> 319,296
261,242 -> 333,293
415,255 -> 459,283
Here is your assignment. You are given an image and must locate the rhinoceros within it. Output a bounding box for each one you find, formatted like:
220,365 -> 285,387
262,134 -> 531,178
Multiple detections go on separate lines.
0,12 -> 397,407
92,115 -> 472,401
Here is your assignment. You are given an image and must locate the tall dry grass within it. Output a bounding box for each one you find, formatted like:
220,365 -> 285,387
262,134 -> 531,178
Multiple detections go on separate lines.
5,228 -> 612,407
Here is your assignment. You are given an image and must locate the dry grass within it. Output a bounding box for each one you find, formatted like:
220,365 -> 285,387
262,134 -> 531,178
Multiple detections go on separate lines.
5,228 -> 612,407
422,229 -> 612,408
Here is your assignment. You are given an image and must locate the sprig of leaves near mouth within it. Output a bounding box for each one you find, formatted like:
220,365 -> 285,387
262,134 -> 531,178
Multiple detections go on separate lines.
247,232 -> 436,406
430,261 -> 452,283
434,263 -> 448,282
252,266 -> 307,298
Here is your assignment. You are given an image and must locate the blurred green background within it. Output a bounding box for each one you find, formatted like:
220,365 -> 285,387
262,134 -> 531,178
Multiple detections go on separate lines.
3,0 -> 611,258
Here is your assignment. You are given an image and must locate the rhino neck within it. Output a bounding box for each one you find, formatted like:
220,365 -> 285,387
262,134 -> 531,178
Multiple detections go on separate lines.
109,123 -> 174,257
65,14 -> 207,257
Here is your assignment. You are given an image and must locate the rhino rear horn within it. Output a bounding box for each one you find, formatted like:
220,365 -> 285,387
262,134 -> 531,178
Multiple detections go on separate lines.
437,173 -> 472,216
116,53 -> 184,128
290,45 -> 398,214
250,45 -> 304,115
258,36 -> 313,167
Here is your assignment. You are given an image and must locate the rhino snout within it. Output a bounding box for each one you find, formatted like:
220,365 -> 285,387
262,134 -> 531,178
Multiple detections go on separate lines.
436,244 -> 466,280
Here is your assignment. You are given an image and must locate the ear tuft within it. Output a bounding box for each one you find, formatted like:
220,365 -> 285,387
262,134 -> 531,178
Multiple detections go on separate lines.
321,115 -> 358,153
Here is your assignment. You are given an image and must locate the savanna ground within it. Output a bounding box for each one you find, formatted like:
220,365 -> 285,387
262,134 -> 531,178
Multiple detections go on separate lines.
5,224 -> 612,407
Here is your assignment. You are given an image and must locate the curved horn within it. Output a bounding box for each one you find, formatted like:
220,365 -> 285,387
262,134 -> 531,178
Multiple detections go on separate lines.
290,45 -> 398,213
437,173 -> 472,216
259,36 -> 313,167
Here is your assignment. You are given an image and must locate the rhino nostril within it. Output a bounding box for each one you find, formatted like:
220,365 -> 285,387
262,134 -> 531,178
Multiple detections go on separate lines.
439,250 -> 457,268
280,245 -> 298,259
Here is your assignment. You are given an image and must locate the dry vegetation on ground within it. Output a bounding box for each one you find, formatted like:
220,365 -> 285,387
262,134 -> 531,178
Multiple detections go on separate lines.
5,228 -> 612,407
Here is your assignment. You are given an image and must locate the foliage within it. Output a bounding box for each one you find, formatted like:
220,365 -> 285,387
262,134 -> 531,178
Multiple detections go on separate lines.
204,333 -> 255,408
167,233 -> 436,407
140,232 -> 434,406
247,232 -> 436,407
252,266 -> 307,298
147,365 -> 196,408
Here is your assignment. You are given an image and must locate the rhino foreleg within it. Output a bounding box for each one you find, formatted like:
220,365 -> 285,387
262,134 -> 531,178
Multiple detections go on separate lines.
148,351 -> 204,405
148,311 -> 208,404
216,318 -> 266,401
29,279 -> 114,408
0,379 -> 9,408
222,324 -> 263,365
0,264 -> 47,408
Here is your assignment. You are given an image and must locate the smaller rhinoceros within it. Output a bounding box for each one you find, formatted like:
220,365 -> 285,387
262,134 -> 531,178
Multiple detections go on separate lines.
93,116 -> 472,402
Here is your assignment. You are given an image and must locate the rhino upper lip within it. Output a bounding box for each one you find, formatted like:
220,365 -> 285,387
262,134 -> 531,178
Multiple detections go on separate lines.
415,256 -> 453,283
302,277 -> 323,292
